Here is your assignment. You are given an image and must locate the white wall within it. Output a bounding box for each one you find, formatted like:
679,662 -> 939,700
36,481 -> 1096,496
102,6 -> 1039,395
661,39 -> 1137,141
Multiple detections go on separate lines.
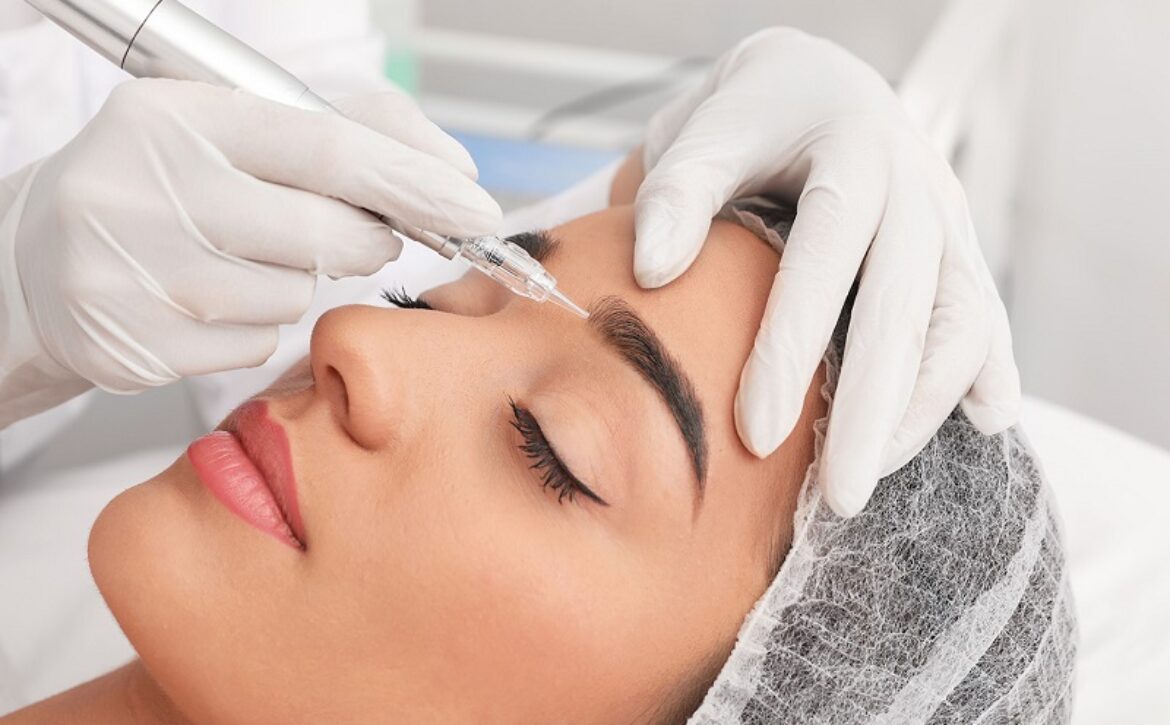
418,0 -> 942,79
409,0 -> 946,146
1011,0 -> 1170,448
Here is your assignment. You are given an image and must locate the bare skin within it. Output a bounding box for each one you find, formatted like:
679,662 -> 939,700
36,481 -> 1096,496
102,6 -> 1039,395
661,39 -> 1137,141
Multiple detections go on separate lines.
3,163 -> 826,723
2,661 -> 189,725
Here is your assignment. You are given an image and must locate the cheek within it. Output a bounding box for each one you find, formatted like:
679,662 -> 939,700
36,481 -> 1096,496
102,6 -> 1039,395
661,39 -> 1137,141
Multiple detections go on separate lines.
311,455 -> 582,704
311,444 -> 690,721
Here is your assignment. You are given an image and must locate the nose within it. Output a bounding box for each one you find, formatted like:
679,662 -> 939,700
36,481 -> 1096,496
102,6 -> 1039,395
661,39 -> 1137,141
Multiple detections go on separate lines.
308,300 -> 536,451
309,305 -> 414,450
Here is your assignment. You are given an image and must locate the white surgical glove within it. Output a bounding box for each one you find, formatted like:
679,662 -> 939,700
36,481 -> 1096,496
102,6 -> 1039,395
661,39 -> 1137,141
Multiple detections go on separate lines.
634,28 -> 1020,517
0,79 -> 501,429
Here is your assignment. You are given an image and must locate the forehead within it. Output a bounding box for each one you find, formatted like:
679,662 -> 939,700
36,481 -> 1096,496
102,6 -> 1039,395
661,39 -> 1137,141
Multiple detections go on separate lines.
546,205 -> 779,413
547,203 -> 776,318
440,204 -> 788,481
546,205 -> 786,479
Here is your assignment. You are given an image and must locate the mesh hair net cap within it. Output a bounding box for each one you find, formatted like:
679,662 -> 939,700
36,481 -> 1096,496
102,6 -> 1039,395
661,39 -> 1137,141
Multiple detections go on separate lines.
690,201 -> 1077,724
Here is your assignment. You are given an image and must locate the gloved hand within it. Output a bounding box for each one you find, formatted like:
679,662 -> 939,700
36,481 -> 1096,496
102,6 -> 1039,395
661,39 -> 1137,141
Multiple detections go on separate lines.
0,78 -> 500,428
633,28 -> 1020,517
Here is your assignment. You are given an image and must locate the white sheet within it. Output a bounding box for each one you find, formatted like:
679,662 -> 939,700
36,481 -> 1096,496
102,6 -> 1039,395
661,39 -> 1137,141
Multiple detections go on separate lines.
1018,398 -> 1170,724
1,396 -> 1166,719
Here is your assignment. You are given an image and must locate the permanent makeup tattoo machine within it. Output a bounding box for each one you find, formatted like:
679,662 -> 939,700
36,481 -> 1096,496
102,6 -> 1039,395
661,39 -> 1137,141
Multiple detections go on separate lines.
25,0 -> 589,318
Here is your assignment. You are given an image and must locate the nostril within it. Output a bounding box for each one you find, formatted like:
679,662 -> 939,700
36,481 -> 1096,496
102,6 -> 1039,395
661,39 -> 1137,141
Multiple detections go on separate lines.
320,364 -> 350,428
321,362 -> 392,451
308,305 -> 406,451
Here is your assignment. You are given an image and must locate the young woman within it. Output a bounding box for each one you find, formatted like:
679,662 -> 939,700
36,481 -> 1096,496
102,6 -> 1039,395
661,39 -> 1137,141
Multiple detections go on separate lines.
2,161 -> 1074,723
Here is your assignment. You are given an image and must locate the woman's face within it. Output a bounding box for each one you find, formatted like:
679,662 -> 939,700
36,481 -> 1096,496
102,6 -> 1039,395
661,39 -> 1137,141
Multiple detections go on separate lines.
89,205 -> 826,724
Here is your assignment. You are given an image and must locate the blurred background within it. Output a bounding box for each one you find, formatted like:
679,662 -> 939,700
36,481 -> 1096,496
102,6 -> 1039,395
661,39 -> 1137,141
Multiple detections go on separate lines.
1,2 -> 1166,715
370,0 -> 1169,452
5,0 -> 1165,473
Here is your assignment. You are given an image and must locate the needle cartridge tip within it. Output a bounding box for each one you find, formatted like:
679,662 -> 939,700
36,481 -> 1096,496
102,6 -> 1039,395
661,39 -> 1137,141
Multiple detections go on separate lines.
549,288 -> 589,319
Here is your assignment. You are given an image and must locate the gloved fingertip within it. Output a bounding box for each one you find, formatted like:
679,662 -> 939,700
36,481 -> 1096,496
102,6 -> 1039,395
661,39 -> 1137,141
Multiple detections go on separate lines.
337,92 -> 479,180
733,379 -> 799,459
633,207 -> 698,288
734,401 -> 779,459
878,398 -> 955,477
823,439 -> 879,519
442,182 -> 503,238
960,395 -> 1021,436
248,326 -> 281,367
434,130 -> 480,180
633,253 -> 683,289
878,439 -> 924,478
962,359 -> 1022,435
468,199 -> 505,237
819,418 -> 879,514
458,154 -> 480,182
384,231 -> 405,262
822,471 -> 875,519
324,227 -> 404,280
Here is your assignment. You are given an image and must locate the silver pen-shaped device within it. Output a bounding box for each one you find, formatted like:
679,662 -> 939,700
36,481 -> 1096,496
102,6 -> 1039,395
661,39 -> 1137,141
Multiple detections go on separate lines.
25,0 -> 589,318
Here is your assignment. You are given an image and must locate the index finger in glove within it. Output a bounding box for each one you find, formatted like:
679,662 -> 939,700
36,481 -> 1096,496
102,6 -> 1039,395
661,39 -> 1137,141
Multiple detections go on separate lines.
148,80 -> 502,238
633,93 -> 759,288
956,217 -> 1022,434
816,194 -> 942,517
632,154 -> 743,288
149,318 -> 282,379
960,277 -> 1021,434
880,240 -> 992,476
332,92 -> 480,180
185,166 -> 403,278
733,166 -> 885,459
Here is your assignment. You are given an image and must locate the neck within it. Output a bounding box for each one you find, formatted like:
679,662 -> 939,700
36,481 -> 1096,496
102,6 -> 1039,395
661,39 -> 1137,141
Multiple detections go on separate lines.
0,660 -> 191,725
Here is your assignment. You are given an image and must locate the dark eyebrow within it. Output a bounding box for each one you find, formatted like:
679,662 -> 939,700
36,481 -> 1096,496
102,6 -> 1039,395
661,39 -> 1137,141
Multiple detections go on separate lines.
588,296 -> 708,493
505,230 -> 559,262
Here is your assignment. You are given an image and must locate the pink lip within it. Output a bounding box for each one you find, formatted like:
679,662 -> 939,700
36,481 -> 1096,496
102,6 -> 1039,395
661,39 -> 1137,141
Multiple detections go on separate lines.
187,400 -> 306,551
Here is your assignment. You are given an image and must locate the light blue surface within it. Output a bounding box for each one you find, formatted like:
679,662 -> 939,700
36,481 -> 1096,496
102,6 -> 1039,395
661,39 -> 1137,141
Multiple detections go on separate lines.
449,132 -> 623,199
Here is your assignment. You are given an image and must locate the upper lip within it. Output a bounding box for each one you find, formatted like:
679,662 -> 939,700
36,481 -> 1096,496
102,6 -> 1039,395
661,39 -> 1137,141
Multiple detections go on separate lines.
225,400 -> 307,548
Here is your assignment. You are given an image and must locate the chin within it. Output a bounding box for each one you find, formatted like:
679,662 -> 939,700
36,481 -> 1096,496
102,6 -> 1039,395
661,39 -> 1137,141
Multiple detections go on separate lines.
89,455 -> 243,720
91,461 -> 180,630
87,457 -> 215,688
86,454 -> 317,724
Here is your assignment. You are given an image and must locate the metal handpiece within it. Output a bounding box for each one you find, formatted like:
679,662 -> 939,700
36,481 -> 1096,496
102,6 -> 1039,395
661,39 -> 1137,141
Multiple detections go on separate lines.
25,0 -> 589,317
24,0 -> 335,111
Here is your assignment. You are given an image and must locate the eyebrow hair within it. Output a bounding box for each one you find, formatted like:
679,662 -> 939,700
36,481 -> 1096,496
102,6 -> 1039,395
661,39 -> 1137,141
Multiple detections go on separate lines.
589,296 -> 708,491
505,230 -> 559,262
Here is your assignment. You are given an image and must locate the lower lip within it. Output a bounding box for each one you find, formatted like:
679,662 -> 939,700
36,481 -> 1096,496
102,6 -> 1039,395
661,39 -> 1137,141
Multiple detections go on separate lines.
187,431 -> 303,550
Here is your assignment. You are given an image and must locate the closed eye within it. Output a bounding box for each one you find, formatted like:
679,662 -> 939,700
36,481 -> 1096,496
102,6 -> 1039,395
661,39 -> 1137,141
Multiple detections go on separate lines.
381,287 -> 434,311
508,398 -> 608,507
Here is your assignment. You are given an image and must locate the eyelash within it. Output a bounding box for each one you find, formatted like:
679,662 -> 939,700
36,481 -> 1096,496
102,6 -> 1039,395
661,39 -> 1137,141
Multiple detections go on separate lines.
507,397 -> 608,507
381,288 -> 603,507
381,287 -> 433,310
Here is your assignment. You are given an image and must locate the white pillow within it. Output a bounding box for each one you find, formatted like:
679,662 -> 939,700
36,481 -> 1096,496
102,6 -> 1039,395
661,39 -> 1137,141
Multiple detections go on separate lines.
1020,397 -> 1170,724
